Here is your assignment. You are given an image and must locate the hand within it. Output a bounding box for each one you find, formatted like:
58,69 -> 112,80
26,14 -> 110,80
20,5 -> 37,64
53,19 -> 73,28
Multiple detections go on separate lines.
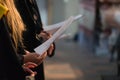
37,52 -> 47,65
23,52 -> 40,64
22,62 -> 37,76
38,31 -> 51,42
38,31 -> 54,56
47,44 -> 54,56
23,52 -> 47,65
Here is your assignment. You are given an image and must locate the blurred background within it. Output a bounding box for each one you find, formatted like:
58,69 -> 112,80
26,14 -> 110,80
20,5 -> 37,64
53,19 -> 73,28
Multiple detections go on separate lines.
36,0 -> 120,80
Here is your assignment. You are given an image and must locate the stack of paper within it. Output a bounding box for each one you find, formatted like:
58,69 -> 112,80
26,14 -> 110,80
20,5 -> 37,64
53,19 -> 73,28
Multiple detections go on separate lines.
43,14 -> 82,34
34,15 -> 82,55
34,17 -> 73,54
58,33 -> 71,40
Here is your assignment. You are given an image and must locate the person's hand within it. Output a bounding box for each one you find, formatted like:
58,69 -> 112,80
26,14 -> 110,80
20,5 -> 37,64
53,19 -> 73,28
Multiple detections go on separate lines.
47,44 -> 54,56
22,62 -> 37,76
38,31 -> 55,56
23,52 -> 40,64
23,51 -> 47,65
37,52 -> 47,65
38,31 -> 50,42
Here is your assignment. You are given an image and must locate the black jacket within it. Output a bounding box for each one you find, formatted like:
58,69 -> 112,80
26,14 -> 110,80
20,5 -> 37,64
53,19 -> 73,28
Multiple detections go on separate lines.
15,0 -> 43,52
15,0 -> 55,80
0,17 -> 25,80
16,0 -> 56,54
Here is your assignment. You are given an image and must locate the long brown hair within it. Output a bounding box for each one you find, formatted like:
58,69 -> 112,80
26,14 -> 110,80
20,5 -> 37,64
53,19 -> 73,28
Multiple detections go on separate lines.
1,0 -> 25,48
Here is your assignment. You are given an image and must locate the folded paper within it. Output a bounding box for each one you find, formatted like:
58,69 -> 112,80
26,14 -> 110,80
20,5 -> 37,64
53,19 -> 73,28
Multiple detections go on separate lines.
34,15 -> 82,55
43,14 -> 82,34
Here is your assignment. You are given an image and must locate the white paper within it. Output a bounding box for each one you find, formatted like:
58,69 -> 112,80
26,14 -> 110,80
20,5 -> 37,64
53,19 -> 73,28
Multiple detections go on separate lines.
34,16 -> 74,54
43,22 -> 64,32
58,33 -> 71,40
43,14 -> 82,34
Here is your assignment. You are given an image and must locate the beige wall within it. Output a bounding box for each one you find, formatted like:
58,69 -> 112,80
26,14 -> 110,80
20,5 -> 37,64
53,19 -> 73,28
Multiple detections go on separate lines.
50,0 -> 80,37
37,0 -> 81,37
51,0 -> 66,24
64,0 -> 80,36
36,0 -> 48,25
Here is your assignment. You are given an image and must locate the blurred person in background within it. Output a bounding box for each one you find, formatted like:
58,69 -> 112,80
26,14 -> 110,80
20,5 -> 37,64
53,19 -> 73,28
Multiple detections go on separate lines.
114,31 -> 120,75
108,28 -> 118,62
15,0 -> 55,80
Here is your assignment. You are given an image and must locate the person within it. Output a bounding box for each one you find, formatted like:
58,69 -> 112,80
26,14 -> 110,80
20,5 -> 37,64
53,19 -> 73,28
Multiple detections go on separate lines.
0,0 -> 48,80
15,0 -> 55,80
113,31 -> 120,76
108,28 -> 118,62
0,0 -> 26,80
97,28 -> 111,55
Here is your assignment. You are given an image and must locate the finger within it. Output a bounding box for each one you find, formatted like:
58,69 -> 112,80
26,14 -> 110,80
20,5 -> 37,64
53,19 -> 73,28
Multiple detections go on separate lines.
37,52 -> 46,60
23,67 -> 34,75
23,64 -> 35,68
42,31 -> 51,38
27,62 -> 38,68
33,53 -> 40,57
25,50 -> 30,55
37,52 -> 47,65
49,44 -> 54,49
49,34 -> 52,38
27,62 -> 38,66
23,62 -> 38,68
31,71 -> 37,77
47,44 -> 54,55
41,52 -> 47,58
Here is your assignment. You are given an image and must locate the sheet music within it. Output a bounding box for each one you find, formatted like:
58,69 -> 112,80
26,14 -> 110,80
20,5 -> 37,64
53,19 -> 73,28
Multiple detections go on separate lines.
34,16 -> 74,54
58,33 -> 71,40
43,14 -> 82,34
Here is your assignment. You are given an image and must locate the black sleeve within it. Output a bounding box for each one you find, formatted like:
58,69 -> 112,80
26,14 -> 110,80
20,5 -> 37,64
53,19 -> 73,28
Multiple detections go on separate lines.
16,0 -> 56,57
17,54 -> 24,65
15,0 -> 43,52
17,42 -> 26,65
